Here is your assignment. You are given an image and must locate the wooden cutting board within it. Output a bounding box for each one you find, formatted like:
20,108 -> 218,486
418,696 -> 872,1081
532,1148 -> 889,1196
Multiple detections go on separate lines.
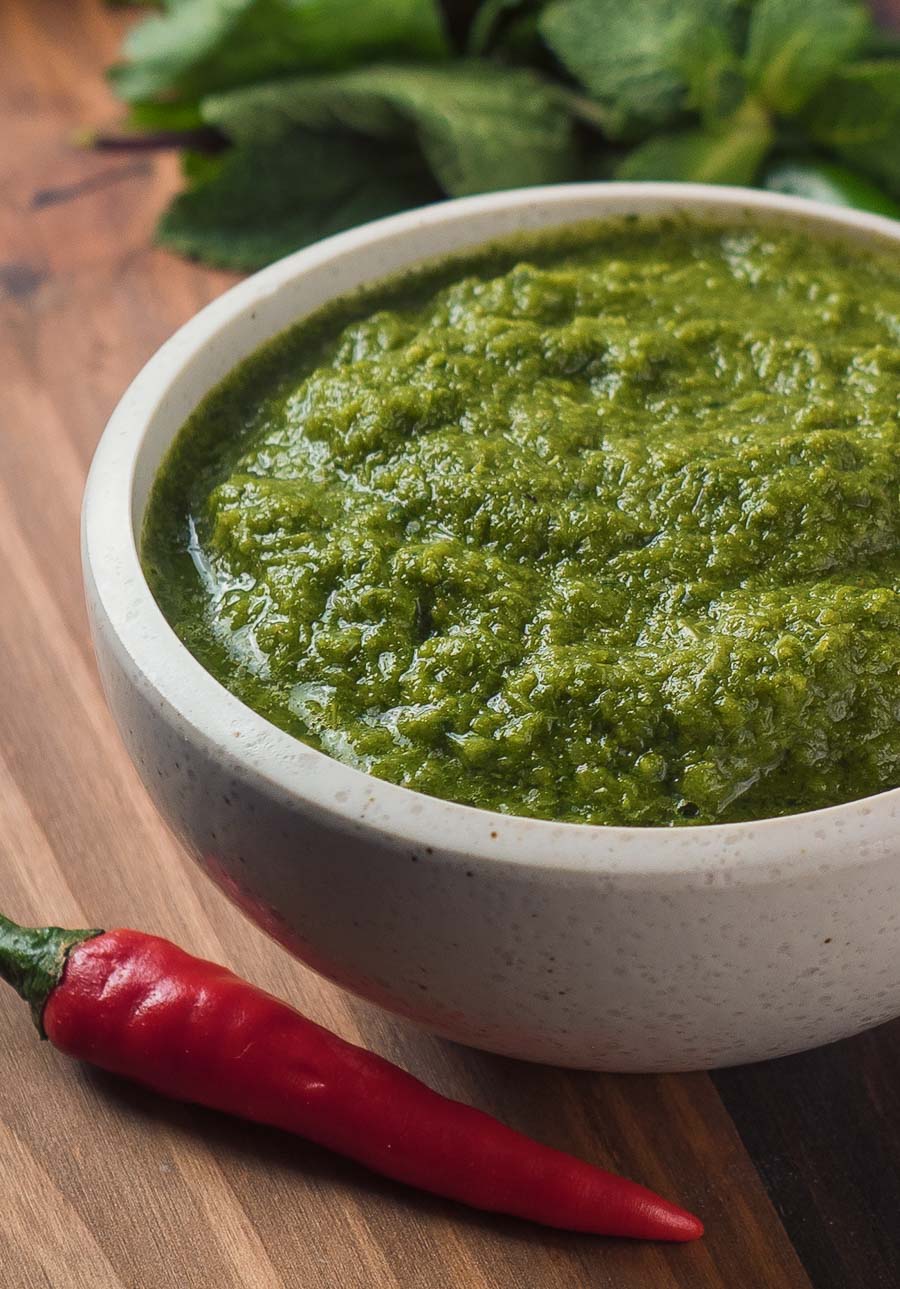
1,3 -> 899,1285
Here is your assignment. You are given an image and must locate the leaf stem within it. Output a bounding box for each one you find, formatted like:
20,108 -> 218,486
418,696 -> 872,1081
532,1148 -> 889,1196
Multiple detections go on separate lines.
75,126 -> 228,154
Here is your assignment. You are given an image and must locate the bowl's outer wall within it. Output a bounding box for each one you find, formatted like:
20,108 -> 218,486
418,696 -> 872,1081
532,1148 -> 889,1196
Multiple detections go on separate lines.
86,563 -> 900,1071
84,185 -> 900,1070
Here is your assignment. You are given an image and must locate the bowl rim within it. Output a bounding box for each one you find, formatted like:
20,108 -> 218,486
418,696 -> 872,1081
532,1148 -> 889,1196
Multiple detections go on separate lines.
82,181 -> 900,882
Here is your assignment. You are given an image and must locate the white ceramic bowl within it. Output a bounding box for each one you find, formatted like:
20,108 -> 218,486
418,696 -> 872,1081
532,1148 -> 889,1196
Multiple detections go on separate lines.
83,184 -> 900,1071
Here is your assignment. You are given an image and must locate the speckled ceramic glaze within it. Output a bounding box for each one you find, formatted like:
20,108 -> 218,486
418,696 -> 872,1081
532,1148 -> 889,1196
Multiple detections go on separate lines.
82,185 -> 900,1071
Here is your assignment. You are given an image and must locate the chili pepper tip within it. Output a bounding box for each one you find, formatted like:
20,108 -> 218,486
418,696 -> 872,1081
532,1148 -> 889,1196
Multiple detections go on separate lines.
653,1202 -> 704,1242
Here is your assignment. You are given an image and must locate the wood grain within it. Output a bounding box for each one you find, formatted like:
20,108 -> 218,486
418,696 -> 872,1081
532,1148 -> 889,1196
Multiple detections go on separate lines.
0,3 -> 898,1286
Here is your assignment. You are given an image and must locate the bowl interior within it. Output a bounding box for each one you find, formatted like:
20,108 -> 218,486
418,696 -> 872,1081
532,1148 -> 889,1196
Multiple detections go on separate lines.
87,183 -> 900,879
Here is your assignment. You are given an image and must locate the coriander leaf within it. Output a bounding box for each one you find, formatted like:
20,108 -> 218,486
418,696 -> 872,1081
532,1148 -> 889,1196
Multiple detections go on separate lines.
744,0 -> 869,115
803,60 -> 900,196
538,0 -> 737,139
203,62 -> 575,196
111,0 -> 448,103
157,131 -> 440,270
616,98 -> 772,185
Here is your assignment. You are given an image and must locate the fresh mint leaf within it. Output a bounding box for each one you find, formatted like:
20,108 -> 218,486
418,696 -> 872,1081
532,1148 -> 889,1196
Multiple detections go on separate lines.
763,158 -> 900,217
161,50 -> 578,270
128,100 -> 206,131
864,29 -> 900,58
467,0 -> 527,54
803,60 -> 900,195
744,0 -> 869,114
616,98 -> 772,184
538,0 -> 738,139
111,0 -> 448,103
157,131 -> 440,270
679,24 -> 746,126
203,63 -> 575,196
466,0 -> 543,61
491,13 -> 547,66
180,149 -> 226,185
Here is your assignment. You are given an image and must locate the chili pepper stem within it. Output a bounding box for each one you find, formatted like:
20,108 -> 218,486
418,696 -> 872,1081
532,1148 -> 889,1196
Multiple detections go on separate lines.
0,914 -> 101,1036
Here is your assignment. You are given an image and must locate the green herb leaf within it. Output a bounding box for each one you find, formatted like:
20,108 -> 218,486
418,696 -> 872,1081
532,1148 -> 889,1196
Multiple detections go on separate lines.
111,0 -> 449,103
157,131 -> 440,270
538,0 -> 738,139
128,100 -> 207,131
180,148 -> 227,185
744,0 -> 869,114
467,0 -> 527,54
679,25 -> 746,126
864,28 -> 900,58
617,97 -> 772,185
802,59 -> 900,196
109,0 -> 900,272
465,0 -> 544,63
763,158 -> 900,217
203,62 -> 575,196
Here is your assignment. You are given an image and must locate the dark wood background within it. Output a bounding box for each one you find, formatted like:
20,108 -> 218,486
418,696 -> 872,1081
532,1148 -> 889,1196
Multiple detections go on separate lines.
1,2 -> 899,1285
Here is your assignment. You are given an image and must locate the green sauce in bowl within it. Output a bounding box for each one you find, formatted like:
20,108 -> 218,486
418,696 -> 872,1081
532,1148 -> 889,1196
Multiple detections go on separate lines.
142,218 -> 900,826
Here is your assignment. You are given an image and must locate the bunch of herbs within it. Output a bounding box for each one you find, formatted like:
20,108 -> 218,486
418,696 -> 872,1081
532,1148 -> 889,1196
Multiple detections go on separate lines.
101,0 -> 900,268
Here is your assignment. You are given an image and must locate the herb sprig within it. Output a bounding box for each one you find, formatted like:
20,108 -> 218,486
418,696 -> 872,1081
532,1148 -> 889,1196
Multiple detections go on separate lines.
103,0 -> 900,269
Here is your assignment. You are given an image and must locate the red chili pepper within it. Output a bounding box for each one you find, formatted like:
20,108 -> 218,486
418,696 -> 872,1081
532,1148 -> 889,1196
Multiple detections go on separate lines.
0,913 -> 702,1242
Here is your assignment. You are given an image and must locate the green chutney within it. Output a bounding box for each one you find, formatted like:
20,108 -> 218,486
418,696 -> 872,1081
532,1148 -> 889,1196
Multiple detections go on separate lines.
142,218 -> 900,827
